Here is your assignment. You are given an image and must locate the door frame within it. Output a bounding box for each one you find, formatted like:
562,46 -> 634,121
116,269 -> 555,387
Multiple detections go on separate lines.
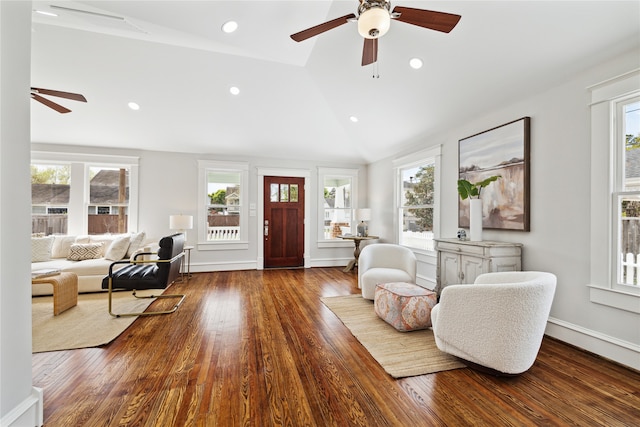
256,167 -> 311,270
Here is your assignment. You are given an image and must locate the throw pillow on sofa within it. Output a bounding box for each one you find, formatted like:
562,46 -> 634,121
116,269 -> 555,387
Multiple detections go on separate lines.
68,243 -> 103,261
126,231 -> 146,258
105,234 -> 131,261
32,236 -> 54,262
51,235 -> 78,259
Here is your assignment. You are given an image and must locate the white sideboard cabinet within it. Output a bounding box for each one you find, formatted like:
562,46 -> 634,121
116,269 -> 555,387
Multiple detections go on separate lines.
434,238 -> 522,294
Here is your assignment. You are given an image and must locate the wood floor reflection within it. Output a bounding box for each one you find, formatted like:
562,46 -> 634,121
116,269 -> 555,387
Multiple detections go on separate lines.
32,268 -> 640,426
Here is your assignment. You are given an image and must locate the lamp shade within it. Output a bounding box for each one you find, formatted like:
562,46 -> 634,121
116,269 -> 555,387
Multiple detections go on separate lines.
169,214 -> 193,230
356,208 -> 372,222
358,7 -> 390,39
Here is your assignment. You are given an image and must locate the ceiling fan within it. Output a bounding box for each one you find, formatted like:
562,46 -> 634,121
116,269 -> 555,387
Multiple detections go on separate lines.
290,0 -> 461,66
31,87 -> 87,114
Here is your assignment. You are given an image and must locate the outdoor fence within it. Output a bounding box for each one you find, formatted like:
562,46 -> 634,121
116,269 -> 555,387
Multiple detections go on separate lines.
621,218 -> 640,285
32,214 -> 67,235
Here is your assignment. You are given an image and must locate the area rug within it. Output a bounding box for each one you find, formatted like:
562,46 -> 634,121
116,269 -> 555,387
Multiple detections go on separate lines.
321,294 -> 466,378
32,290 -> 159,353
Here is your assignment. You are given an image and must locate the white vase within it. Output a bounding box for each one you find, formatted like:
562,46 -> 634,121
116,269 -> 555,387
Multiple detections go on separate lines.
469,199 -> 483,241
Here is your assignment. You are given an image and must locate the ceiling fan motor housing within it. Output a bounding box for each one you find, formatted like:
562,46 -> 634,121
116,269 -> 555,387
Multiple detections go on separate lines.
358,0 -> 391,39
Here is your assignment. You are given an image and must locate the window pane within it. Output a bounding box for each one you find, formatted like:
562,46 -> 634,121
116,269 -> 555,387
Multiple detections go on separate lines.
624,101 -> 640,191
398,159 -> 437,251
324,177 -> 352,239
88,167 -> 129,234
31,164 -> 70,235
207,170 -> 241,241
290,184 -> 298,202
400,207 -> 434,251
402,164 -> 434,206
280,184 -> 289,202
270,183 -> 279,202
619,100 -> 640,286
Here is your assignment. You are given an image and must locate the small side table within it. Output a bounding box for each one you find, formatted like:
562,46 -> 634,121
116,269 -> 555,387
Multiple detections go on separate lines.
32,272 -> 78,315
181,245 -> 194,282
339,235 -> 379,272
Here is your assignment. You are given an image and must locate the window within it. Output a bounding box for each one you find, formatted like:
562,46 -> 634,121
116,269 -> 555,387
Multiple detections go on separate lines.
31,163 -> 70,235
31,152 -> 139,236
614,96 -> 640,287
394,146 -> 441,252
88,166 -> 129,234
198,160 -> 248,248
318,168 -> 359,242
588,69 -> 640,313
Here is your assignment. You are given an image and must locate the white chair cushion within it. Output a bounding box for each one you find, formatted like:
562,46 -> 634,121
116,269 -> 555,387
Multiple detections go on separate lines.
361,268 -> 414,300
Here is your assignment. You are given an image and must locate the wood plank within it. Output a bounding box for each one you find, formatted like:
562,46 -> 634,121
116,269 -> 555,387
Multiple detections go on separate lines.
32,268 -> 640,426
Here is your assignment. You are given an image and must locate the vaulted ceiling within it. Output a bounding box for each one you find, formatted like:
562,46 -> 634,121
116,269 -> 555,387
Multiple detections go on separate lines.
30,1 -> 640,163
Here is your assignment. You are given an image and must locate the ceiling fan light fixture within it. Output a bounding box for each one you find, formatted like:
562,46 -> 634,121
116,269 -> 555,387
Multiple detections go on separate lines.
358,7 -> 390,39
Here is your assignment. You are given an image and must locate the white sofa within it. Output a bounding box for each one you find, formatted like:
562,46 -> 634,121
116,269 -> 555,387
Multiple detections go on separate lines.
430,271 -> 557,375
31,232 -> 151,296
358,243 -> 417,300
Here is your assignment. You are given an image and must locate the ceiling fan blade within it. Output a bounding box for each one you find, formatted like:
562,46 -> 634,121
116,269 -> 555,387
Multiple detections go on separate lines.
31,87 -> 87,103
31,93 -> 72,114
290,13 -> 356,42
392,6 -> 461,33
362,38 -> 378,66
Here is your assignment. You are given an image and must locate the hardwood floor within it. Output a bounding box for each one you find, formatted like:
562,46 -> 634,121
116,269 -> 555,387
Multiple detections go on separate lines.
32,268 -> 640,426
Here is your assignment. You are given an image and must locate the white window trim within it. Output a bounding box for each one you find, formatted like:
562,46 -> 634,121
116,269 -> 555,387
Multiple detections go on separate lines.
393,145 -> 441,255
31,152 -> 139,235
317,167 -> 359,248
588,68 -> 640,314
197,160 -> 249,251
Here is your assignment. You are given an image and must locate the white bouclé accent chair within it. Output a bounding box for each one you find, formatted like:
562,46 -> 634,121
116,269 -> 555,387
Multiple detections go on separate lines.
358,244 -> 417,300
430,271 -> 557,375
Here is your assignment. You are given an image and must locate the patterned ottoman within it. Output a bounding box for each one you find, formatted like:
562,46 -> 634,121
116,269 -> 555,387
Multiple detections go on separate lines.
374,282 -> 437,332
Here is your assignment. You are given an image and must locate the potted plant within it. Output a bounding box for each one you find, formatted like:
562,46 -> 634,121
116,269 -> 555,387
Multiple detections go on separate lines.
457,175 -> 500,241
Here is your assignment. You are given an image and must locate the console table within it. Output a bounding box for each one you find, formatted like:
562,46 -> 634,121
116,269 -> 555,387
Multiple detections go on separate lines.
339,235 -> 379,272
434,239 -> 522,295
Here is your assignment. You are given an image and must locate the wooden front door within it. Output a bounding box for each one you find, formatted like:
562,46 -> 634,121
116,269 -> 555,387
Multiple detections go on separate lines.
263,176 -> 304,268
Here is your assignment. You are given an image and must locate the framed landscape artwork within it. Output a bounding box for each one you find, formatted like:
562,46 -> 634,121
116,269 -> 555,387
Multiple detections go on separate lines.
458,117 -> 530,231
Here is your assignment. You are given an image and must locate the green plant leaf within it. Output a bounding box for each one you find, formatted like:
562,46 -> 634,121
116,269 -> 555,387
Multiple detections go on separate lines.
457,175 -> 501,199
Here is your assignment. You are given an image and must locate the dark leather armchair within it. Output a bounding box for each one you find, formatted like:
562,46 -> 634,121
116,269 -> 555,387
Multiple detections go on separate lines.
102,233 -> 186,317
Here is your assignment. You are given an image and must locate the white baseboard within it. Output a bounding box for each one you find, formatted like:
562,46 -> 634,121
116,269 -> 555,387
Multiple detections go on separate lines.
309,258 -> 351,268
546,317 -> 640,371
416,274 -> 436,290
1,387 -> 43,427
191,260 -> 257,272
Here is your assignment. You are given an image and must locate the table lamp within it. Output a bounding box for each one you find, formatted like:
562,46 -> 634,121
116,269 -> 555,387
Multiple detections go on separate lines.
356,208 -> 371,237
169,214 -> 193,242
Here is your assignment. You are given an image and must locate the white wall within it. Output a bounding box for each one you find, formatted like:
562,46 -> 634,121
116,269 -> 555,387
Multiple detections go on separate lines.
369,48 -> 640,369
28,144 -> 369,272
1,1 -> 44,426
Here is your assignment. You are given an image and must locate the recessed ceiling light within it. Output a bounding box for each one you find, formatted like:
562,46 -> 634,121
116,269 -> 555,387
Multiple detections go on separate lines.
34,10 -> 58,17
350,116 -> 359,123
229,87 -> 240,95
222,21 -> 238,33
409,58 -> 423,69
128,102 -> 140,111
